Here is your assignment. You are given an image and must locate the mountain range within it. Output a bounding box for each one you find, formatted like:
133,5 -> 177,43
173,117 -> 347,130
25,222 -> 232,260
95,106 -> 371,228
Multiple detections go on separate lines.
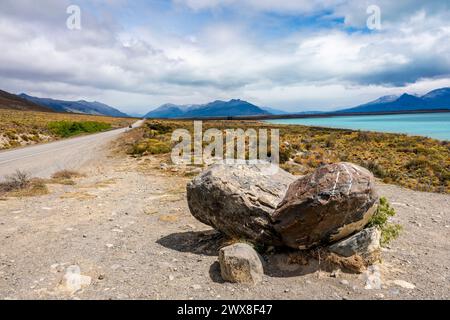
339,88 -> 450,113
0,90 -> 53,112
1,87 -> 449,119
145,87 -> 450,118
18,94 -> 129,117
145,99 -> 270,118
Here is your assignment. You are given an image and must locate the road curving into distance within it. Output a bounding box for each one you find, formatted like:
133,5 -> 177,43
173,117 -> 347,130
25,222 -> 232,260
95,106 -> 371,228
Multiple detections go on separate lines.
0,120 -> 145,180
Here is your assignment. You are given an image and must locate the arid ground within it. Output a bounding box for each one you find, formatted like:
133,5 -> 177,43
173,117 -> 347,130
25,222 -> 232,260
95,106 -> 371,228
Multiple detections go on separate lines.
0,135 -> 449,300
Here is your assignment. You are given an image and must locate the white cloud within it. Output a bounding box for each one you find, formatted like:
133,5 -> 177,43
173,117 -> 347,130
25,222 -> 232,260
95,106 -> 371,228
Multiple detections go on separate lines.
0,0 -> 449,114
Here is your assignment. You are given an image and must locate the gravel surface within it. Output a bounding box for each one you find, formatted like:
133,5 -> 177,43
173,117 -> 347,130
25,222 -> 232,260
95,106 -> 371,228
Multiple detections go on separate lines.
0,149 -> 449,300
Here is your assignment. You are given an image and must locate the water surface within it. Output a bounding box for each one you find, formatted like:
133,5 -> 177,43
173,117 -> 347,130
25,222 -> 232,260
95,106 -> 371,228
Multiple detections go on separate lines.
266,112 -> 450,141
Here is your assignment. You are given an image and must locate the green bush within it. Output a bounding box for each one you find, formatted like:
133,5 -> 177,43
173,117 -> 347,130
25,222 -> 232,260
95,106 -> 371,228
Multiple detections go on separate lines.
146,122 -> 173,134
48,121 -> 111,138
368,197 -> 402,246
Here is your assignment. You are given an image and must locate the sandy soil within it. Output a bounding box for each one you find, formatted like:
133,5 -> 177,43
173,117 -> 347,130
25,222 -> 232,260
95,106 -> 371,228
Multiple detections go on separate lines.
0,146 -> 449,300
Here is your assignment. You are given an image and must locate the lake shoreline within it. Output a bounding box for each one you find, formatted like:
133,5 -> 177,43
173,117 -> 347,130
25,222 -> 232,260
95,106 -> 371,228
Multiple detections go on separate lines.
266,112 -> 450,141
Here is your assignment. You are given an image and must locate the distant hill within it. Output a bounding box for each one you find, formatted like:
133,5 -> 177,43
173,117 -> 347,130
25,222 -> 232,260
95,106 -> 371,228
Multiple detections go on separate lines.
339,88 -> 450,113
260,106 -> 289,115
145,99 -> 270,118
19,94 -> 129,117
0,90 -> 53,112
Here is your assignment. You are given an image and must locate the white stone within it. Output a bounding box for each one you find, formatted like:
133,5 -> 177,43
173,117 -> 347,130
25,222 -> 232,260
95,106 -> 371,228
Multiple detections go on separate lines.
58,265 -> 91,294
391,280 -> 415,290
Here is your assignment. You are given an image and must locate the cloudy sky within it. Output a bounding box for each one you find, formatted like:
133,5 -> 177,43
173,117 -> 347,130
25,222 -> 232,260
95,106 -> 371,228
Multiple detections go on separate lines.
0,0 -> 449,114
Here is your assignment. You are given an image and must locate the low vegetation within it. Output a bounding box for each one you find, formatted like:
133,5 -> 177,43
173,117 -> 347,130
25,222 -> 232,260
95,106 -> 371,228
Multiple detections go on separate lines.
0,169 -> 85,198
0,170 -> 48,197
48,121 -> 112,138
0,109 -> 134,150
368,197 -> 402,247
50,170 -> 84,185
129,120 -> 450,193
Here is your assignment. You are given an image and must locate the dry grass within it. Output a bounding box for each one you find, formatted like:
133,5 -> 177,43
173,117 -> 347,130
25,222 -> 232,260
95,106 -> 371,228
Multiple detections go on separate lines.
158,214 -> 180,223
129,119 -> 449,193
48,170 -> 85,185
59,192 -> 97,200
0,171 -> 49,197
0,109 -> 135,150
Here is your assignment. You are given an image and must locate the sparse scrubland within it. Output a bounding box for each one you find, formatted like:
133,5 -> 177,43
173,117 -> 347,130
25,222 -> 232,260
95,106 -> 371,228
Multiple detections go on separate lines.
0,109 -> 134,149
127,120 -> 450,194
0,169 -> 85,198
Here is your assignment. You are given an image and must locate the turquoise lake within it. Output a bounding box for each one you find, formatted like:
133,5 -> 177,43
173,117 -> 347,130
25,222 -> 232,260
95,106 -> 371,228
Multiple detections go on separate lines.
266,112 -> 450,141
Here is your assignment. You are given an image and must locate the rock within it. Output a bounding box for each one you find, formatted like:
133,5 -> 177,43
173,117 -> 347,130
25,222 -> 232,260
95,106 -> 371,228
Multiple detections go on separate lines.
391,280 -> 415,289
58,265 -> 91,294
218,243 -> 264,285
340,279 -> 349,285
363,265 -> 382,290
187,163 -> 295,245
273,163 -> 379,249
328,227 -> 381,258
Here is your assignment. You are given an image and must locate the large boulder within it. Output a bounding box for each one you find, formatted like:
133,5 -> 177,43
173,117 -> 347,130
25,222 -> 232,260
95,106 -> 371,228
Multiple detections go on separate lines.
187,163 -> 295,245
219,243 -> 264,285
273,163 -> 379,249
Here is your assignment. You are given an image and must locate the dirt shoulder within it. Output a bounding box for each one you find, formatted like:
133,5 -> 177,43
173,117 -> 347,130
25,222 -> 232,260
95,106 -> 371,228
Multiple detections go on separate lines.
0,148 -> 448,300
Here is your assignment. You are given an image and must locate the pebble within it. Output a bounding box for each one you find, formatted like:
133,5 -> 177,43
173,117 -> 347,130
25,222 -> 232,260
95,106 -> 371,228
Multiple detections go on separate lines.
106,244 -> 114,248
330,269 -> 341,278
363,265 -> 382,290
391,280 -> 416,289
58,265 -> 92,294
192,284 -> 202,290
340,280 -> 349,286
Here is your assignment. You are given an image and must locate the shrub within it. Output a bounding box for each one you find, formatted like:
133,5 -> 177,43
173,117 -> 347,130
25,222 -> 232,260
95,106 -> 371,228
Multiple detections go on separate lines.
146,122 -> 173,134
132,139 -> 171,155
362,160 -> 387,178
48,121 -> 112,138
0,170 -> 31,193
51,170 -> 82,180
367,197 -> 402,246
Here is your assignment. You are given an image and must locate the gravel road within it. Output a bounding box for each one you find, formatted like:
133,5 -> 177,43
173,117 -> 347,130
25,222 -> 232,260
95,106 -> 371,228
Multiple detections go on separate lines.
0,120 -> 144,180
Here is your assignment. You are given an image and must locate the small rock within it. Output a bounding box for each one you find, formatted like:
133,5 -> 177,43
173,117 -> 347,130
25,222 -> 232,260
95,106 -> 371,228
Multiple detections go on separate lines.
219,243 -> 264,285
340,280 -> 349,286
192,284 -> 202,290
389,288 -> 400,295
330,269 -> 342,278
58,265 -> 91,295
391,280 -> 415,290
363,265 -> 382,290
329,227 -> 381,258
105,244 -> 114,248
